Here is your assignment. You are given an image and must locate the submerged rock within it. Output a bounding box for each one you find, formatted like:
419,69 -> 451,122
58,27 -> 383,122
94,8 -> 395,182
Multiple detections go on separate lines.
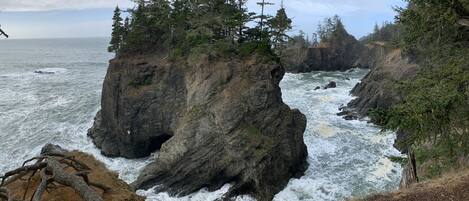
34,70 -> 55,74
88,54 -> 308,200
324,81 -> 337,89
337,109 -> 358,120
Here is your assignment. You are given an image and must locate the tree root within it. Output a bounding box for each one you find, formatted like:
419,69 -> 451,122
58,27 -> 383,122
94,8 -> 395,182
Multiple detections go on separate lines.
0,144 -> 106,201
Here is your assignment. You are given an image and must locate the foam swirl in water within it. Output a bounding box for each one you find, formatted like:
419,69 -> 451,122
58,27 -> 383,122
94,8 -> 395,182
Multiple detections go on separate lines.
0,39 -> 402,201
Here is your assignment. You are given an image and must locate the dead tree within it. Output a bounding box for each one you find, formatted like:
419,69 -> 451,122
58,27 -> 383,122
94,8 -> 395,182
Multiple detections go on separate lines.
0,25 -> 8,38
0,144 -> 108,201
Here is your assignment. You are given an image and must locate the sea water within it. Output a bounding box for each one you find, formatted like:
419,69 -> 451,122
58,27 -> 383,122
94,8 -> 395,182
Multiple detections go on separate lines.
0,38 -> 402,201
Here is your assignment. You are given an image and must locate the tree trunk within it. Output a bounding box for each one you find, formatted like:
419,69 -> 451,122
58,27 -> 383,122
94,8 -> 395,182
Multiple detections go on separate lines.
400,146 -> 419,189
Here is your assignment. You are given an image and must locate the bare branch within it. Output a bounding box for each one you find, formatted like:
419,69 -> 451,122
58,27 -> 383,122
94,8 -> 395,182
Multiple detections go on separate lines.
1,162 -> 47,186
31,170 -> 50,201
457,17 -> 469,27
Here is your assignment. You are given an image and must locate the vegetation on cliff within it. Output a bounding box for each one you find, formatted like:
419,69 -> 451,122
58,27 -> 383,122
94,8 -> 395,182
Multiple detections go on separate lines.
286,15 -> 349,49
369,0 -> 469,180
108,0 -> 292,59
282,15 -> 365,72
360,22 -> 401,48
89,1 -> 308,200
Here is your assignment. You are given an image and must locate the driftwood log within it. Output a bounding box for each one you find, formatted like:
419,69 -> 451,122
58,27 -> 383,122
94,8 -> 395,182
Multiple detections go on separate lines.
458,17 -> 469,27
0,144 -> 107,201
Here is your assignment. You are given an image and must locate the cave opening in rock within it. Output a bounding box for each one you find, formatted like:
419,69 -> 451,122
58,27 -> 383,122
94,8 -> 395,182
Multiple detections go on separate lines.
147,133 -> 173,154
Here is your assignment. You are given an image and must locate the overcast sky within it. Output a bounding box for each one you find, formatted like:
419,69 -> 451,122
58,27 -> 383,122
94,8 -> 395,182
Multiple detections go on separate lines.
0,0 -> 406,39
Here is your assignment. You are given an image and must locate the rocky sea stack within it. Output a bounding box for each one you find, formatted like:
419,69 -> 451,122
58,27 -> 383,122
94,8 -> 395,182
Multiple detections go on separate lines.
281,18 -> 365,73
88,53 -> 308,200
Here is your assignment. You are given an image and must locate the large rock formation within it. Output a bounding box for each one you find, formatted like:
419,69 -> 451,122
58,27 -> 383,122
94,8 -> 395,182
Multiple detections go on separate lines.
282,30 -> 365,72
346,43 -> 420,117
88,53 -> 308,200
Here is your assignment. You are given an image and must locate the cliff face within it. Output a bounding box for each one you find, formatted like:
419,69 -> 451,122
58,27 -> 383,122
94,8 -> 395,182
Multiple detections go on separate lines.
282,31 -> 365,72
88,54 -> 308,200
346,44 -> 420,118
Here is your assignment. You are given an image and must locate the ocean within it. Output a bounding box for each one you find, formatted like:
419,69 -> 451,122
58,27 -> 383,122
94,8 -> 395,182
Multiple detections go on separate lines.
0,38 -> 402,201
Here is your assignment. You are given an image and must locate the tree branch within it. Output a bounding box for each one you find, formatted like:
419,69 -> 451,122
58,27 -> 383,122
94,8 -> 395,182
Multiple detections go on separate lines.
458,17 -> 469,27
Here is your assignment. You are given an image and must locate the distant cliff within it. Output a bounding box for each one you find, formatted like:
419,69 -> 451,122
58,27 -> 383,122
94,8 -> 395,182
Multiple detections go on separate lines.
88,53 -> 308,200
281,28 -> 365,72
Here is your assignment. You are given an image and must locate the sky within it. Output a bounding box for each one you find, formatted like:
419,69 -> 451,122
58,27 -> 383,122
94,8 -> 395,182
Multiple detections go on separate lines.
0,0 -> 407,39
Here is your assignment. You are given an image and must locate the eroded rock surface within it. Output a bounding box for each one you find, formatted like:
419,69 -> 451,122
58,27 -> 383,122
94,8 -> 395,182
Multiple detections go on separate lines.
88,54 -> 308,200
347,44 -> 420,118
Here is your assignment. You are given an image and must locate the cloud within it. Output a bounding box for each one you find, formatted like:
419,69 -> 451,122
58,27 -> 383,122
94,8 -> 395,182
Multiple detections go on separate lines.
0,0 -> 134,12
283,0 -> 402,16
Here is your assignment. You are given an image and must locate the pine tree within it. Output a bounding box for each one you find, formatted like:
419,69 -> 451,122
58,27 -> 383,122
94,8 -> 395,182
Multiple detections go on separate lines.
269,6 -> 292,55
233,0 -> 252,42
147,0 -> 171,43
108,6 -> 123,53
255,0 -> 274,40
126,0 -> 152,51
121,17 -> 130,47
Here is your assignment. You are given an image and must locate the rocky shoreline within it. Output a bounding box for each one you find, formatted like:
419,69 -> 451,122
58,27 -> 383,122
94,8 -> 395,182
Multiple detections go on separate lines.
88,53 -> 308,200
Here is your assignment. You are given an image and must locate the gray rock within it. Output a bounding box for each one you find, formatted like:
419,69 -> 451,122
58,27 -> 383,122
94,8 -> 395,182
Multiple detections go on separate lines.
34,70 -> 55,74
347,46 -> 420,118
337,110 -> 358,120
324,81 -> 337,89
88,54 -> 308,200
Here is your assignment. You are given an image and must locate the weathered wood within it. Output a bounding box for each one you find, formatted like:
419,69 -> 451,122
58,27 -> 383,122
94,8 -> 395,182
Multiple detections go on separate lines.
32,170 -> 49,201
0,162 -> 47,186
400,146 -> 419,189
0,144 -> 106,201
458,17 -> 469,27
46,159 -> 103,201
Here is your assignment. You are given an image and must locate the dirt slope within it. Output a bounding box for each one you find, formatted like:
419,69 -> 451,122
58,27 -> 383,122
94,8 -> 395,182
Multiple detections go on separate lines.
362,170 -> 469,201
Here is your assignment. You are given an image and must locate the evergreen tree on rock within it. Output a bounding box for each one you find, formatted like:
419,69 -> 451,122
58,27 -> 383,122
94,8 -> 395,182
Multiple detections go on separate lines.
109,6 -> 123,53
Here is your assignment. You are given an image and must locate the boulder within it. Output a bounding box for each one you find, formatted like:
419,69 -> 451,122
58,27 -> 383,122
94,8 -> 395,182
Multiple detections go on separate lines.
88,53 -> 308,200
324,81 -> 337,89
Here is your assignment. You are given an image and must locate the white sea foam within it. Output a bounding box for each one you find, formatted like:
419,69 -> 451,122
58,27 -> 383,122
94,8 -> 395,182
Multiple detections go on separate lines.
0,38 -> 403,201
134,70 -> 403,201
137,185 -> 256,201
367,157 -> 396,182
